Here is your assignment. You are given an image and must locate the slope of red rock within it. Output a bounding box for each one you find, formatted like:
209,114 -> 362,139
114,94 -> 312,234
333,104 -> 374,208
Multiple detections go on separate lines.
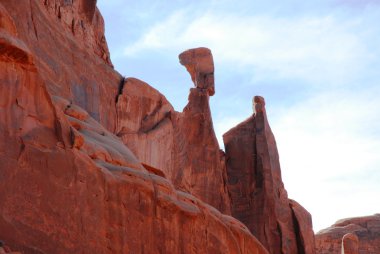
0,1 -> 269,253
2,0 -> 121,132
315,214 -> 380,254
223,96 -> 315,254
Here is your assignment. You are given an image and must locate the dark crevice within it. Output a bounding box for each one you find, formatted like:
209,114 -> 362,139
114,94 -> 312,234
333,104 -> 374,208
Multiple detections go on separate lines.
290,205 -> 305,254
115,76 -> 125,103
17,138 -> 26,161
71,19 -> 75,35
140,111 -> 172,134
277,222 -> 284,254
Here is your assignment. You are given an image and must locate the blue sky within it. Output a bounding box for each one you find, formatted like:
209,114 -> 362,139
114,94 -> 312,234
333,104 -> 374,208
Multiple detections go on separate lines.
97,0 -> 380,231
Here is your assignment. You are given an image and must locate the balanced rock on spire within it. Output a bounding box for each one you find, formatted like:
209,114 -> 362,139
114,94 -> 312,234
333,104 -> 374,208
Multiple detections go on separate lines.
179,47 -> 215,96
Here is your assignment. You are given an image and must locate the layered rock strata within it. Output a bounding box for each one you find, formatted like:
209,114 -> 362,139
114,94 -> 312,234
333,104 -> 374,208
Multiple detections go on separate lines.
1,0 -> 121,132
223,96 -> 315,254
316,214 -> 380,254
0,1 -> 269,253
116,48 -> 231,214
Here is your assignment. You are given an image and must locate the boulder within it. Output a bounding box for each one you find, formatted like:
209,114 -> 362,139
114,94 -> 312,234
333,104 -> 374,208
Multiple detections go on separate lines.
179,47 -> 215,95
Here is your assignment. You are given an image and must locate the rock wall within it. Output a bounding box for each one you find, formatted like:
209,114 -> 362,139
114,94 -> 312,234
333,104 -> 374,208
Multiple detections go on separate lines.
1,0 -> 121,132
342,233 -> 359,254
223,96 -> 315,254
0,1 -> 268,253
315,214 -> 380,254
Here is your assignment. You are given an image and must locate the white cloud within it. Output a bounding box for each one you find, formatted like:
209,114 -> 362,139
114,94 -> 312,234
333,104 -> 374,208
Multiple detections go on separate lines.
123,9 -> 377,85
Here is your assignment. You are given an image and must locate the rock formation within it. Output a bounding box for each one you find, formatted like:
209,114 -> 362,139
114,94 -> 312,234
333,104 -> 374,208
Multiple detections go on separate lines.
179,47 -> 215,95
223,96 -> 315,254
341,233 -> 359,254
2,0 -> 121,133
0,1 -> 270,253
116,48 -> 231,214
316,214 -> 380,254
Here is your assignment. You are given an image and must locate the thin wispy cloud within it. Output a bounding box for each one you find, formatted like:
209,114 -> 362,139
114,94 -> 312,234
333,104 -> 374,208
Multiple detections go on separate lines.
123,9 -> 379,86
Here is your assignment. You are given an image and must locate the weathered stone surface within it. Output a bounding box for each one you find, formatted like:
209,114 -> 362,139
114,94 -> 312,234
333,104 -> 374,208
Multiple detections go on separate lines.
116,77 -> 175,179
342,233 -> 359,254
171,85 -> 230,214
116,49 -> 231,214
1,0 -> 121,132
0,1 -> 269,253
223,96 -> 315,254
179,47 -> 215,96
316,214 -> 380,254
290,200 -> 316,254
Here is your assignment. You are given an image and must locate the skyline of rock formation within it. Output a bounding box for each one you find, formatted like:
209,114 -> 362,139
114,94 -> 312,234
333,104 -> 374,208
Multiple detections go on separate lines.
0,1 -> 378,254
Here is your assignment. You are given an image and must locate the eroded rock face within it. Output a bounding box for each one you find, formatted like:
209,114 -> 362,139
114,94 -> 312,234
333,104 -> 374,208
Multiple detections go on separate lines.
1,0 -> 121,132
0,1 -> 268,253
342,233 -> 359,254
171,86 -> 230,214
116,49 -> 231,214
179,47 -> 215,95
223,96 -> 315,254
316,214 -> 380,254
116,78 -> 174,179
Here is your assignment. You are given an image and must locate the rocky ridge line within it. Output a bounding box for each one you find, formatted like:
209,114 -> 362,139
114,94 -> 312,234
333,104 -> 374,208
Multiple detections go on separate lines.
0,1 -> 268,253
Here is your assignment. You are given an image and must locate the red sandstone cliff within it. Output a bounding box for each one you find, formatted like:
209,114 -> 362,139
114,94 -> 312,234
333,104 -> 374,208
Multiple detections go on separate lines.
315,214 -> 380,254
116,48 -> 231,214
0,1 -> 269,253
223,96 -> 316,254
0,0 -> 325,253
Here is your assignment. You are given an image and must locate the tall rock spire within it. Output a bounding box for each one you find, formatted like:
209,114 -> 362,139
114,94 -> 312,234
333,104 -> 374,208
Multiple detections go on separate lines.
173,47 -> 230,213
224,96 -> 315,254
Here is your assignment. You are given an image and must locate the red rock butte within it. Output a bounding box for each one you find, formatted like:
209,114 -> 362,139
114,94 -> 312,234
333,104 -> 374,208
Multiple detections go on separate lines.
0,1 -> 378,254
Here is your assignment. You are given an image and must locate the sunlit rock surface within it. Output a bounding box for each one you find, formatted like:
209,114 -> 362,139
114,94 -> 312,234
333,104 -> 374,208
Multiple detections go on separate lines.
0,1 -> 269,253
223,96 -> 316,254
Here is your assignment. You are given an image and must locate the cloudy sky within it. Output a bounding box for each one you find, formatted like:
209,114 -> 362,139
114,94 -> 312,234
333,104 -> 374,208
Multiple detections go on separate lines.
97,0 -> 380,232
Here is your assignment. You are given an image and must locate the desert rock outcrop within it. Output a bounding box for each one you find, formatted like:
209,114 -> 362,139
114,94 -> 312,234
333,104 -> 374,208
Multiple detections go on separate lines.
316,214 -> 380,254
179,47 -> 215,95
342,233 -> 359,254
0,1 -> 269,253
116,48 -> 231,214
223,96 -> 315,254
1,0 -> 121,133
